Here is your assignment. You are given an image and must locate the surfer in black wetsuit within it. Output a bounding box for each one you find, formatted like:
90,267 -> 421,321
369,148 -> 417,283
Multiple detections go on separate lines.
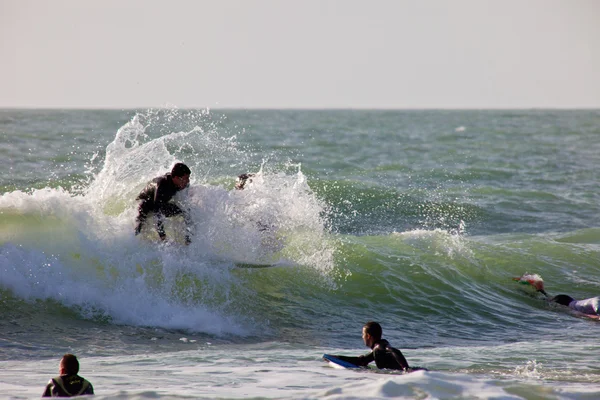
42,354 -> 94,397
134,162 -> 193,244
330,321 -> 417,371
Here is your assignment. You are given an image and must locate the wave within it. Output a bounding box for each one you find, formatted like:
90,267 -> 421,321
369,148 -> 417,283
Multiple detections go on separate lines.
0,109 -> 336,338
4,218 -> 599,345
2,109 -> 600,348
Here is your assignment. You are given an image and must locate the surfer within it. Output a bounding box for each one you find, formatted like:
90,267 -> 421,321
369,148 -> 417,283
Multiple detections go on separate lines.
513,274 -> 599,319
235,173 -> 254,190
233,172 -> 272,233
328,321 -> 416,371
134,162 -> 193,244
42,354 -> 94,397
549,294 -> 600,319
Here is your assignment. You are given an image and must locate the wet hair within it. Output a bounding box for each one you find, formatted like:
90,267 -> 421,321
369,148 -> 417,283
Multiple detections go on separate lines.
551,294 -> 575,307
171,163 -> 191,177
61,354 -> 80,375
235,173 -> 254,190
363,321 -> 382,340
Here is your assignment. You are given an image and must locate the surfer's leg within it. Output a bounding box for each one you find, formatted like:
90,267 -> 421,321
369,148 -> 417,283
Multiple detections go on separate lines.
134,201 -> 151,235
154,212 -> 167,240
182,210 -> 193,244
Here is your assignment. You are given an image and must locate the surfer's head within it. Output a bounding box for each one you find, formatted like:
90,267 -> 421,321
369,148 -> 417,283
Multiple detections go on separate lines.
59,354 -> 80,375
171,162 -> 191,177
235,173 -> 254,190
551,294 -> 575,307
362,321 -> 382,348
171,163 -> 191,189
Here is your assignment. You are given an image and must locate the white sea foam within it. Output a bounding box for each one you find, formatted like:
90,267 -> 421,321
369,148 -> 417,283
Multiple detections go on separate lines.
2,347 -> 597,400
0,112 -> 335,336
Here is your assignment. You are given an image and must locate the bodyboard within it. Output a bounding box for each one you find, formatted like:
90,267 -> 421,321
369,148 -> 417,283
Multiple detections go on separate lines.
234,259 -> 297,269
235,262 -> 279,269
322,354 -> 362,369
323,354 -> 429,373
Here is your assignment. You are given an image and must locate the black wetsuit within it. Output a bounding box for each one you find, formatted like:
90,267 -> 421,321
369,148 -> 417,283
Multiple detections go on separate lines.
42,374 -> 94,397
134,173 -> 191,241
333,339 -> 411,371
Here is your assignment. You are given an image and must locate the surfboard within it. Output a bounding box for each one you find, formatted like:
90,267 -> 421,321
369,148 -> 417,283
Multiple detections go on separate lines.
322,354 -> 362,369
234,259 -> 297,269
235,262 -> 279,269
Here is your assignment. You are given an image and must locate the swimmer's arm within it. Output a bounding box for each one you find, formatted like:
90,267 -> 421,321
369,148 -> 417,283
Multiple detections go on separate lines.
332,352 -> 374,367
41,380 -> 53,397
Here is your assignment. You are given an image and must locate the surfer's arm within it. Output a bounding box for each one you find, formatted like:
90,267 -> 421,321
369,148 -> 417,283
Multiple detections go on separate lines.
41,380 -> 53,397
155,202 -> 193,243
153,177 -> 172,210
152,177 -> 176,239
84,381 -> 94,395
332,352 -> 374,367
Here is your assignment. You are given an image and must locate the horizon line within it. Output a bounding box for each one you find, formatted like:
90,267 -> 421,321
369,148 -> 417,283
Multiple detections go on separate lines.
1,106 -> 599,111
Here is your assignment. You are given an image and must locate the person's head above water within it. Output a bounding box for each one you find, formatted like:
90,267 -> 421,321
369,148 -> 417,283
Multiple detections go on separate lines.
362,321 -> 383,348
59,354 -> 80,376
171,163 -> 191,177
551,294 -> 575,306
235,173 -> 254,190
171,163 -> 191,189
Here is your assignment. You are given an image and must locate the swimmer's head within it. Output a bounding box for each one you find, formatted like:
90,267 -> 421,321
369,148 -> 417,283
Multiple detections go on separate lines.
235,173 -> 254,190
551,294 -> 575,306
60,354 -> 80,375
362,321 -> 382,348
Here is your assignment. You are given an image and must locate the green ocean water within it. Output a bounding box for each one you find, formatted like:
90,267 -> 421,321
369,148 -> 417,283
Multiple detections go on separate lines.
1,109 -> 600,399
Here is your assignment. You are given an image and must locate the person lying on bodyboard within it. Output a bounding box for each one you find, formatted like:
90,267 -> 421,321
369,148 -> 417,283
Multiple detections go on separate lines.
549,294 -> 600,320
325,321 -> 427,372
513,273 -> 599,320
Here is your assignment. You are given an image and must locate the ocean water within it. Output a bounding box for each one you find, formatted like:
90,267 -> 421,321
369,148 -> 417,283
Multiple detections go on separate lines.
1,108 -> 600,399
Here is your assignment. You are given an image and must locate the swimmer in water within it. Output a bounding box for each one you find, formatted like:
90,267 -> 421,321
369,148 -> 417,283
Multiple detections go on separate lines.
327,321 -> 426,371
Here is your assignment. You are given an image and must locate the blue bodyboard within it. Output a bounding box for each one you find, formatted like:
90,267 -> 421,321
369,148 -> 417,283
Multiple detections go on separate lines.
323,354 -> 429,373
322,354 -> 362,369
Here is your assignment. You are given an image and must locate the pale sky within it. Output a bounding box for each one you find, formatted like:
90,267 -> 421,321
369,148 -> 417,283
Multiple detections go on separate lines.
1,0 -> 599,109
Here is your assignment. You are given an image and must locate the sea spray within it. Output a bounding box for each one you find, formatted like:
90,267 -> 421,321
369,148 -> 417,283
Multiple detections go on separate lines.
1,108 -> 338,336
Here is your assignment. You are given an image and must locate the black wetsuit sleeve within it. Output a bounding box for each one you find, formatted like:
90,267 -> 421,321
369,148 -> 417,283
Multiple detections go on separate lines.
332,352 -> 374,367
42,381 -> 52,397
84,381 -> 94,395
152,175 -> 179,239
